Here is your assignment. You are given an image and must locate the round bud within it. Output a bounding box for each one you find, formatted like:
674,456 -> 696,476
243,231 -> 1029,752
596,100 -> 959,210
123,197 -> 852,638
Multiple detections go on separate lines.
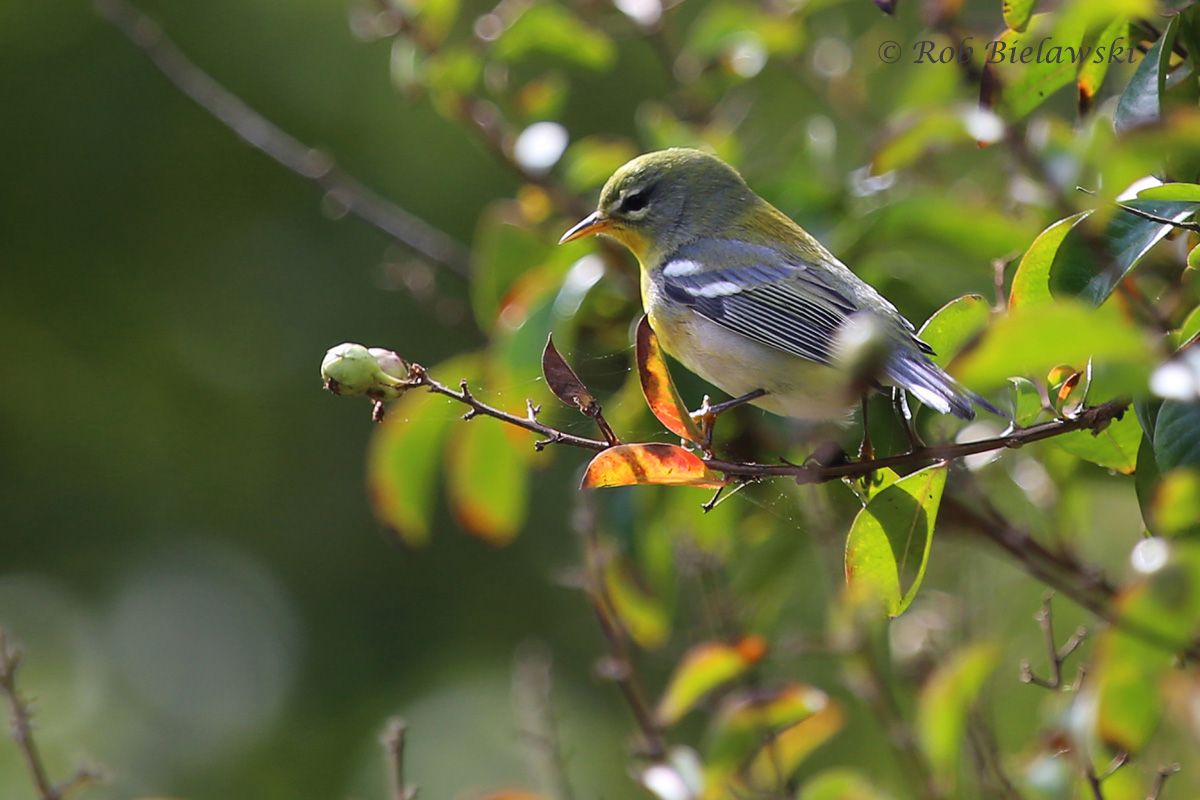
369,347 -> 410,381
321,343 -> 386,396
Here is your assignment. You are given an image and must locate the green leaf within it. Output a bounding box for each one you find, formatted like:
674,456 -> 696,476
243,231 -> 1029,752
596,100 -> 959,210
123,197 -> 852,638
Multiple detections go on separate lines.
1009,212 -> 1090,308
471,208 -> 552,331
1002,0 -> 1037,32
1008,377 -> 1046,426
917,642 -> 999,785
1189,244 -> 1200,271
798,769 -> 891,800
655,636 -> 766,726
918,294 -> 992,369
1077,16 -> 1128,112
954,301 -> 1151,393
493,4 -> 615,70
1137,182 -> 1200,202
368,354 -> 478,546
981,15 -> 1082,121
1050,410 -> 1141,472
446,416 -> 530,545
1048,200 -> 1200,305
1114,15 -> 1180,134
844,464 -> 947,617
1153,400 -> 1200,470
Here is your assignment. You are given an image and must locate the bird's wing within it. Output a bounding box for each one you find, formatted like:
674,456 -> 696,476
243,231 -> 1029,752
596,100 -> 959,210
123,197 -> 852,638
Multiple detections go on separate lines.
658,239 -> 871,366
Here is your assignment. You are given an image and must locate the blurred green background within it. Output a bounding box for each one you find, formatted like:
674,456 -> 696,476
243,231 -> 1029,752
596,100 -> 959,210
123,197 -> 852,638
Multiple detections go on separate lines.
2,0 -> 1196,798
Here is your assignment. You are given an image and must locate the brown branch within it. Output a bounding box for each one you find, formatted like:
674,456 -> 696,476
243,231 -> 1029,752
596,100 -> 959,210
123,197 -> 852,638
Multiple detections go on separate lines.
0,630 -> 100,800
406,362 -> 1132,484
380,717 -> 417,800
92,0 -> 472,277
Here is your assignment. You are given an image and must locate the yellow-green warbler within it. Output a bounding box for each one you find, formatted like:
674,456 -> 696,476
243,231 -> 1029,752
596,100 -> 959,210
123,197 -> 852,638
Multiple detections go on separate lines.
560,148 -> 996,423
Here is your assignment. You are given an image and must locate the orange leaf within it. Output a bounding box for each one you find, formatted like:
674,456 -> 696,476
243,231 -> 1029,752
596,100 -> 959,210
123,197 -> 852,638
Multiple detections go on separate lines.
581,443 -> 724,489
635,316 -> 703,442
656,637 -> 769,726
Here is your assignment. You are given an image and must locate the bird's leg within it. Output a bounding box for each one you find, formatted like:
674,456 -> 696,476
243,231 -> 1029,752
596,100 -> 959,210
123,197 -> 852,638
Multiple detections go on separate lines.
691,388 -> 767,450
858,395 -> 875,462
892,388 -> 925,452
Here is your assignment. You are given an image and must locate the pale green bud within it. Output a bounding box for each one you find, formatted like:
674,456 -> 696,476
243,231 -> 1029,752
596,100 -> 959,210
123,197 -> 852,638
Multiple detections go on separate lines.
321,343 -> 410,399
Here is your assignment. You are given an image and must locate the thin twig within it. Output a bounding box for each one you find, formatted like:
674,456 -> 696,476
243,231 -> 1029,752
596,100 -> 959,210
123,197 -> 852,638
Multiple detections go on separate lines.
1019,593 -> 1088,691
0,630 -> 100,800
1076,186 -> 1200,234
380,717 -> 416,800
573,498 -> 667,760
1082,750 -> 1129,800
92,0 -> 472,276
513,642 -> 576,800
1147,764 -> 1181,800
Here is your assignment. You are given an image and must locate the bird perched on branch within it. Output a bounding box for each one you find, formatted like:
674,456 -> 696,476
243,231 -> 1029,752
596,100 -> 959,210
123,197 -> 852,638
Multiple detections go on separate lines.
559,148 -> 997,426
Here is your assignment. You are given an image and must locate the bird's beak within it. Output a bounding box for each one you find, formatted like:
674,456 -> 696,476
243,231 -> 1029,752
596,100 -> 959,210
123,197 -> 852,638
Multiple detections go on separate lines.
558,211 -> 611,244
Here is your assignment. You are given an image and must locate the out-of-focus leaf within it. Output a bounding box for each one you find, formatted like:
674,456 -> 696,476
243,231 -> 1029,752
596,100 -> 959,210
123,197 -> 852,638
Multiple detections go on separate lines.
604,557 -> 670,649
390,38 -> 424,95
1189,244 -> 1200,270
742,701 -> 844,788
638,103 -> 742,164
368,355 -> 478,546
636,316 -> 704,443
685,0 -> 803,61
981,15 -> 1081,121
446,416 -> 530,545
1048,200 -> 1200,305
1175,307 -> 1200,349
480,792 -> 546,800
871,194 -> 1036,262
916,642 -> 999,784
426,46 -> 482,111
1077,16 -> 1128,112
918,294 -> 991,369
1151,468 -> 1200,536
954,301 -> 1151,393
1114,15 -> 1180,134
562,137 -> 639,192
1010,213 -> 1090,308
472,207 -> 553,331
581,444 -> 724,489
541,335 -> 596,411
871,110 -> 997,175
655,636 -> 767,726
1153,400 -> 1200,470
493,4 -> 615,70
1002,0 -> 1036,32
1050,410 -> 1141,472
1138,182 -> 1200,202
844,464 -> 948,617
410,0 -> 459,45
798,769 -> 892,800
707,684 -> 836,776
514,73 -> 567,122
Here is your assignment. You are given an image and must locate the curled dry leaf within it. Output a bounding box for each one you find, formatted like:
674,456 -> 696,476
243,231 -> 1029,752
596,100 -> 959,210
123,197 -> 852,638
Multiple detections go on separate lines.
635,316 -> 704,443
541,334 -> 597,412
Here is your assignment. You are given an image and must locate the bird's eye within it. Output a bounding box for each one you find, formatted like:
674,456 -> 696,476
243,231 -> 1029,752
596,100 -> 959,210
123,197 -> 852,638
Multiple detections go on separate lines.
619,189 -> 650,214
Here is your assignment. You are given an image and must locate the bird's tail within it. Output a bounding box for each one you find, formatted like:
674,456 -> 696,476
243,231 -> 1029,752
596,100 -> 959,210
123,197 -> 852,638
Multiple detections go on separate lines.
885,352 -> 1003,421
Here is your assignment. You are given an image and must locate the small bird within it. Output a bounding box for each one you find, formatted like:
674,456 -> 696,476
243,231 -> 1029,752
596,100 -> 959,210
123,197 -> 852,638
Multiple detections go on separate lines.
559,148 -> 995,424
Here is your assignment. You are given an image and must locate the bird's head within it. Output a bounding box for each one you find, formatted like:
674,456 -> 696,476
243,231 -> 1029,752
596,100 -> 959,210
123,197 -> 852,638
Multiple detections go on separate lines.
559,148 -> 752,260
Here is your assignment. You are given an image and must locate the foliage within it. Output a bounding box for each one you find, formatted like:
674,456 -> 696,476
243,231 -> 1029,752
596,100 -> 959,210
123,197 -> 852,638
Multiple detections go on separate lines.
7,0 -> 1200,798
